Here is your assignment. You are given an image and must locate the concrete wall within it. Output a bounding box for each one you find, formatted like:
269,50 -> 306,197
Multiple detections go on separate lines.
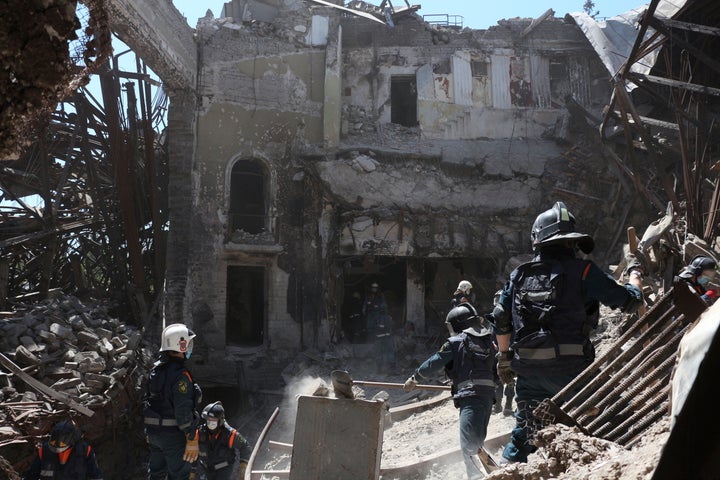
109,1 -> 633,380
108,0 -> 196,90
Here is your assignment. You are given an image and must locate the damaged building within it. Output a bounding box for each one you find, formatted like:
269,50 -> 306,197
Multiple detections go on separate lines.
3,0 -> 720,477
120,0 -> 647,386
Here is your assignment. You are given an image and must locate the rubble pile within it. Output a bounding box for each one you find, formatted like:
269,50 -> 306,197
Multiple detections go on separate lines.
0,295 -> 153,476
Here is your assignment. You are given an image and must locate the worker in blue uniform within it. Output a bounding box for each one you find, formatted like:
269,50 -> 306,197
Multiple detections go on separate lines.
23,419 -> 103,480
490,201 -> 644,464
404,304 -> 495,480
196,401 -> 252,480
144,323 -> 202,479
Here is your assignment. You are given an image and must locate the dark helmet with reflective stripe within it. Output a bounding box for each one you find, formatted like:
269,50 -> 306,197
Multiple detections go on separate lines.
687,255 -> 717,275
202,401 -> 225,429
49,419 -> 81,453
530,201 -> 594,254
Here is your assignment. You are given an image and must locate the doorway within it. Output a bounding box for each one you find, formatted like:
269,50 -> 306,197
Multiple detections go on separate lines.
390,76 -> 418,127
226,266 -> 265,346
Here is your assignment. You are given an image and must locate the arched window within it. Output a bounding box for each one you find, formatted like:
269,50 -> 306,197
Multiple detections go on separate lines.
229,160 -> 266,234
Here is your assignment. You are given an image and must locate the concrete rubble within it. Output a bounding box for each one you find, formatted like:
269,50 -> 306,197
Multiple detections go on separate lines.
0,295 -> 153,477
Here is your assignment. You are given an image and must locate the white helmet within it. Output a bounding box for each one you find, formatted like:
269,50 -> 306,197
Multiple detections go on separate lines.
160,323 -> 196,354
455,280 -> 472,295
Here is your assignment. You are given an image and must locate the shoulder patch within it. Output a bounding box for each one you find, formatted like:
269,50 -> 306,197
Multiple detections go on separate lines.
178,380 -> 188,394
439,341 -> 452,352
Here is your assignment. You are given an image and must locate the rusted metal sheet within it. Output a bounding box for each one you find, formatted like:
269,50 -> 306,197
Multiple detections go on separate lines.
289,396 -> 384,480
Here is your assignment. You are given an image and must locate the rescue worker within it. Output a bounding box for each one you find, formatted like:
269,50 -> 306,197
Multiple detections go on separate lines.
144,323 -> 202,480
403,304 -> 495,480
363,282 -> 395,372
675,255 -> 718,305
196,402 -> 251,480
450,280 -> 473,308
23,419 -> 103,480
490,201 -> 643,463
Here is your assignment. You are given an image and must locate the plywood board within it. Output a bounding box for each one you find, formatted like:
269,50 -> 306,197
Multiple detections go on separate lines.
289,396 -> 384,480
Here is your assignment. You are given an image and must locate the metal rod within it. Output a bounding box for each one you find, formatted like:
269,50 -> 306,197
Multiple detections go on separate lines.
352,380 -> 451,391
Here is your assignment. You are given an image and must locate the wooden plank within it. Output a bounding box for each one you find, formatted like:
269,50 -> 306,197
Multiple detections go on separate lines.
0,353 -> 93,417
251,470 -> 289,480
268,440 -> 293,452
389,391 -> 451,422
289,396 -> 383,480
653,17 -> 720,37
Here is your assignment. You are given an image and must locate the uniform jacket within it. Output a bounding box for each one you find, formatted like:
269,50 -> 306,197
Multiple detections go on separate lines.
144,355 -> 200,436
495,247 -> 643,374
23,441 -> 103,480
198,422 -> 251,472
414,331 -> 495,401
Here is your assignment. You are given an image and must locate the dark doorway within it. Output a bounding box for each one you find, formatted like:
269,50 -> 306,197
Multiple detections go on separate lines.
226,266 -> 265,346
339,257 -> 406,343
390,76 -> 418,127
229,160 -> 266,234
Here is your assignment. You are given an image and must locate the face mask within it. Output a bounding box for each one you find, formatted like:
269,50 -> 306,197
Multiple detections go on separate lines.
698,276 -> 710,285
206,419 -> 219,430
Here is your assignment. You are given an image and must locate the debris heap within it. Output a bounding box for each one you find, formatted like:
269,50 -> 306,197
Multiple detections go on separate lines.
0,295 -> 152,477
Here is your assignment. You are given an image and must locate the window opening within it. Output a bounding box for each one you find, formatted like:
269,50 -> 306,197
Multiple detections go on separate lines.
229,160 -> 265,235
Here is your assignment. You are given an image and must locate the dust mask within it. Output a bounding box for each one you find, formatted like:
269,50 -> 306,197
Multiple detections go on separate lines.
206,419 -> 219,430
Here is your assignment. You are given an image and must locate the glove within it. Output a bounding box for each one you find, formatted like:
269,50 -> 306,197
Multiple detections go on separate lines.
403,375 -> 418,391
496,352 -> 515,384
183,432 -> 199,463
238,460 -> 248,479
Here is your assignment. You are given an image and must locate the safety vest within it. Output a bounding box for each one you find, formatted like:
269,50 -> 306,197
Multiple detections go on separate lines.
143,357 -> 198,431
509,258 -> 596,374
445,332 -> 495,399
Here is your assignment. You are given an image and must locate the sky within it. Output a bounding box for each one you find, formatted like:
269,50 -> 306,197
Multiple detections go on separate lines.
172,0 -> 646,29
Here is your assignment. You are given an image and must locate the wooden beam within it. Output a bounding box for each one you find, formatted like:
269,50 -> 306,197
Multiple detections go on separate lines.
646,16 -> 720,78
521,8 -> 555,38
634,73 -> 720,97
651,17 -> 720,37
0,353 -> 94,417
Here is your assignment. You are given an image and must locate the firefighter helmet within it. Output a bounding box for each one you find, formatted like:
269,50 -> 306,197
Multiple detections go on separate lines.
202,401 -> 225,431
687,255 -> 717,276
49,419 -> 81,453
530,201 -> 594,254
454,280 -> 472,295
159,323 -> 196,354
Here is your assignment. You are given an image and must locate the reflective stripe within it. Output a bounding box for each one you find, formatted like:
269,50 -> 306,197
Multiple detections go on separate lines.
40,470 -> 54,477
228,430 -> 236,448
144,417 -> 178,426
457,378 -> 496,389
518,344 -> 584,360
375,333 -> 391,337
178,421 -> 192,430
213,461 -> 230,470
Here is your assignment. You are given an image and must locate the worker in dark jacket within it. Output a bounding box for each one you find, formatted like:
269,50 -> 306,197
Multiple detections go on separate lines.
23,419 -> 103,480
490,201 -> 644,464
144,323 -> 202,480
675,255 -> 718,305
196,401 -> 252,480
404,304 -> 495,480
